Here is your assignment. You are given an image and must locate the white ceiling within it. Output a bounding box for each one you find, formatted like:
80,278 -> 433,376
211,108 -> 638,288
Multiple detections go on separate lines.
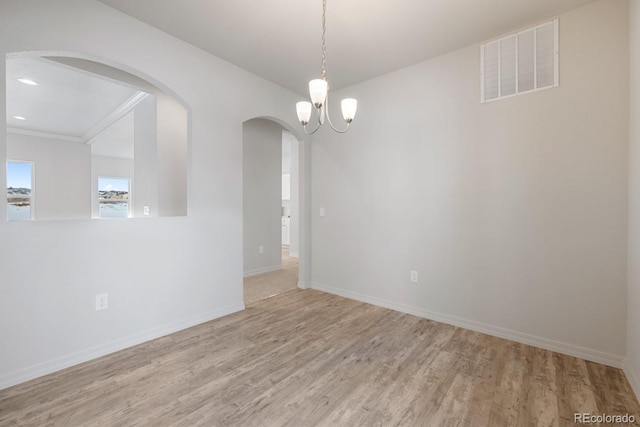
98,0 -> 598,95
6,57 -> 141,140
6,56 -> 148,158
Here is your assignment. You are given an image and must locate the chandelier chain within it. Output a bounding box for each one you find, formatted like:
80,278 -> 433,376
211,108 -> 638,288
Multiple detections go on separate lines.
321,0 -> 327,80
295,0 -> 356,134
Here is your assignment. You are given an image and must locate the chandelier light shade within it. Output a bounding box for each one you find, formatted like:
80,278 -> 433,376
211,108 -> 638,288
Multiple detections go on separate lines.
296,0 -> 357,134
309,79 -> 328,108
341,98 -> 357,123
296,101 -> 312,125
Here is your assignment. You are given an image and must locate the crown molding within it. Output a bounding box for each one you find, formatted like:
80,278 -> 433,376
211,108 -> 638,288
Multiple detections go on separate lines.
85,91 -> 148,143
6,127 -> 85,143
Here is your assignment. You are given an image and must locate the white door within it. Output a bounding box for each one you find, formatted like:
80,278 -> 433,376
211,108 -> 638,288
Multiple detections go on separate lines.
282,217 -> 290,245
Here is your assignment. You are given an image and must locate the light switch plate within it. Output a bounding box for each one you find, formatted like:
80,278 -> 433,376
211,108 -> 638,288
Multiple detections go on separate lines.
410,271 -> 418,283
96,293 -> 108,311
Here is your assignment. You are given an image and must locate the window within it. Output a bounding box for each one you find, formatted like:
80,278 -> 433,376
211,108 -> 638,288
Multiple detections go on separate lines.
481,19 -> 558,102
6,161 -> 34,221
98,177 -> 130,219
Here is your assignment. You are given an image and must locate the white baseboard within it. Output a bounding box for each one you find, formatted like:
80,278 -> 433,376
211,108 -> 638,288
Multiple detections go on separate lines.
297,281 -> 309,289
311,283 -> 624,368
243,265 -> 281,277
623,359 -> 640,402
0,302 -> 245,391
289,251 -> 299,258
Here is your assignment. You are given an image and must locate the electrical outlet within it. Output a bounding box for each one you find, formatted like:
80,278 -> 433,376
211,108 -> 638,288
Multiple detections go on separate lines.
319,207 -> 326,217
96,293 -> 108,311
259,246 -> 264,254
410,271 -> 418,283
143,206 -> 150,216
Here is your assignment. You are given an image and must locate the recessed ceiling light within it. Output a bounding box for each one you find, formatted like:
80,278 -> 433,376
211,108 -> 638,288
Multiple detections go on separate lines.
17,78 -> 38,86
13,116 -> 26,120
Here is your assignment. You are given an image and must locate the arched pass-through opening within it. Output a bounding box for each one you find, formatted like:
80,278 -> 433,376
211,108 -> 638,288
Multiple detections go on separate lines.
5,50 -> 190,220
241,117 -> 308,305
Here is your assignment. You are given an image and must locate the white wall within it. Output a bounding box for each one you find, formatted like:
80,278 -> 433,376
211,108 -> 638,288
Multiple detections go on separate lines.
132,94 -> 159,218
0,0 -> 305,389
243,118 -> 283,276
156,92 -> 187,217
90,109 -> 134,160
311,0 -> 629,366
626,0 -> 640,400
7,133 -> 91,220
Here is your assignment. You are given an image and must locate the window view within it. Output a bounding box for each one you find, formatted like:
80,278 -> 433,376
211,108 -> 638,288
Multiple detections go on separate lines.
6,161 -> 33,221
98,177 -> 130,219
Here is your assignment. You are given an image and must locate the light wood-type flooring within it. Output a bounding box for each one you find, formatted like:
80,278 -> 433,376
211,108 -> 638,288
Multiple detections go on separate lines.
243,247 -> 298,305
1,289 -> 639,426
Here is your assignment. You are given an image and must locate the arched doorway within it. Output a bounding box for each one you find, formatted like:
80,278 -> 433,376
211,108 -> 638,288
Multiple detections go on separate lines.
242,117 -> 305,305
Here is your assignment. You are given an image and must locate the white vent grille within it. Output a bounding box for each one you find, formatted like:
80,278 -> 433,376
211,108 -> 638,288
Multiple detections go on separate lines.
481,19 -> 558,103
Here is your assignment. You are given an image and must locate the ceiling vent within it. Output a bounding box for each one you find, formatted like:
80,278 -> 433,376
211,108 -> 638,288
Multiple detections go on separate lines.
481,19 -> 558,103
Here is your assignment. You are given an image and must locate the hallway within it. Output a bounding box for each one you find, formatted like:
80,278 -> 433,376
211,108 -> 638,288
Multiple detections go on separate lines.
243,248 -> 298,305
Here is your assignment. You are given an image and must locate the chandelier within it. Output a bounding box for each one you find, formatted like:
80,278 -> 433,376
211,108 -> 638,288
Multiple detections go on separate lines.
296,0 -> 357,134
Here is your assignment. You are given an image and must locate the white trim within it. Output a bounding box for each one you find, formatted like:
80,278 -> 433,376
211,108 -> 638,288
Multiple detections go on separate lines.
497,37 -> 502,98
0,302 -> 244,391
29,160 -> 35,220
297,281 -> 310,289
533,21 -> 538,90
311,282 -> 624,368
85,92 -> 148,142
482,84 -> 556,103
243,265 -> 281,277
553,17 -> 560,87
623,360 -> 640,402
480,42 -> 485,103
515,32 -> 519,94
6,127 -> 85,143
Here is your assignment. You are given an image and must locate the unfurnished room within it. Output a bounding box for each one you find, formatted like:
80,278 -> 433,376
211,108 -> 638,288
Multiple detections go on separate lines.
1,0 -> 640,425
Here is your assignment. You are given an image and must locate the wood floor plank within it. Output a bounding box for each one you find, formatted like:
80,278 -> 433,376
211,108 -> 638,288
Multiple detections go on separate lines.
488,340 -> 527,426
1,289 -> 639,426
520,347 -> 560,426
553,354 -> 599,426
